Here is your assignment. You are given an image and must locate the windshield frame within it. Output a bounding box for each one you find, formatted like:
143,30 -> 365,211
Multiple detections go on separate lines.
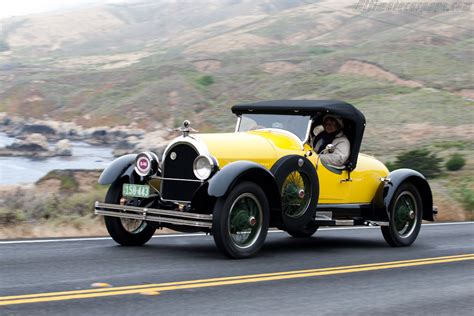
235,114 -> 313,148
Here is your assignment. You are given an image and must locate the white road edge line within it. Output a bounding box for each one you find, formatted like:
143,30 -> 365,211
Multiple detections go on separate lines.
0,221 -> 473,245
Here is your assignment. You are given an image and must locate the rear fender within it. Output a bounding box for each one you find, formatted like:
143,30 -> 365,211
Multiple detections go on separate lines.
98,154 -> 137,185
374,168 -> 434,221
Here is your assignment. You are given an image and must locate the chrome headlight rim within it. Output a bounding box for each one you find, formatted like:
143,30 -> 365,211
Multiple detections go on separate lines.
134,151 -> 160,177
193,155 -> 216,180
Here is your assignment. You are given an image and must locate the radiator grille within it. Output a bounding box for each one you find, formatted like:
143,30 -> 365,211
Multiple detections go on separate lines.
161,144 -> 201,202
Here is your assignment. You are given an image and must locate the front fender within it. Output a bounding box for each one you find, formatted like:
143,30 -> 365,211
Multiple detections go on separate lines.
207,161 -> 273,197
384,168 -> 434,221
98,154 -> 137,185
203,161 -> 281,224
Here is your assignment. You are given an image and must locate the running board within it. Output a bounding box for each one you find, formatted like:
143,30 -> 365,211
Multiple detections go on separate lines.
94,202 -> 213,228
313,219 -> 389,226
314,219 -> 356,226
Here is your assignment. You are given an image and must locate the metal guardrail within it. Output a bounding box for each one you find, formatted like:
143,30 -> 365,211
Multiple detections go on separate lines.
94,202 -> 213,228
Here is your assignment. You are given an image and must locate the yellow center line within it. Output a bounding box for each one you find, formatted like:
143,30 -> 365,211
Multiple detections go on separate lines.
1,254 -> 473,306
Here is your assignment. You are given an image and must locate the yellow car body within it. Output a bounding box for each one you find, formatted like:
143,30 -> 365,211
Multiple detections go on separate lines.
195,130 -> 389,205
95,100 -> 435,258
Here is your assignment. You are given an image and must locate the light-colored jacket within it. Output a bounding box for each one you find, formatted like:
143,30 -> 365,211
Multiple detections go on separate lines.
315,131 -> 350,167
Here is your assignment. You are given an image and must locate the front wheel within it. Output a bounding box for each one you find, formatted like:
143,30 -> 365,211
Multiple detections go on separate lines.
381,182 -> 422,247
212,182 -> 270,259
104,180 -> 156,246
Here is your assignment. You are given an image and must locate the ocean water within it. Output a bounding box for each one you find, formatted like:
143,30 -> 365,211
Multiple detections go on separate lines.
0,133 -> 114,185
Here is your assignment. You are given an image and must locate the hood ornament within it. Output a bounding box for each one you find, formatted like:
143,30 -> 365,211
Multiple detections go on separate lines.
174,120 -> 198,137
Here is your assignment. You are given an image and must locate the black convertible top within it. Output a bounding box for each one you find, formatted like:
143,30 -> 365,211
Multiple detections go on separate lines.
232,100 -> 366,171
232,100 -> 365,123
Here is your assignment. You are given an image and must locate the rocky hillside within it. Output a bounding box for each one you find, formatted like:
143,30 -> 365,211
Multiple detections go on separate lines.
0,0 -> 471,133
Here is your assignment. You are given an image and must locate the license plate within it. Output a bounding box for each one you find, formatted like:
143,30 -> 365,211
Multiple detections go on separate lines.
122,183 -> 150,198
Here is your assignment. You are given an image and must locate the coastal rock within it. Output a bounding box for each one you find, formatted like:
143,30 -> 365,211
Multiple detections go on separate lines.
21,123 -> 57,137
55,139 -> 72,156
84,126 -> 146,145
111,129 -> 170,157
83,127 -> 113,145
0,115 -> 26,136
112,136 -> 139,156
134,130 -> 169,153
8,133 -> 49,152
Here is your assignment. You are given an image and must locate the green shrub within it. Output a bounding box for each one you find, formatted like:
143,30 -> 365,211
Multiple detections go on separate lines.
0,208 -> 16,224
196,75 -> 214,87
460,187 -> 474,212
385,161 -> 396,171
445,153 -> 465,171
391,148 -> 442,178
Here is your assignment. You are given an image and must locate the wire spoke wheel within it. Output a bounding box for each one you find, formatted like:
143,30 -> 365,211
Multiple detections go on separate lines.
281,171 -> 311,218
393,191 -> 417,238
228,193 -> 263,249
120,218 -> 147,234
212,181 -> 269,258
104,181 -> 156,246
381,183 -> 422,247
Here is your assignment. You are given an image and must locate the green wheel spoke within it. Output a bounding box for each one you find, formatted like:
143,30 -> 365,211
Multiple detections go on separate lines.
393,191 -> 418,237
228,194 -> 263,249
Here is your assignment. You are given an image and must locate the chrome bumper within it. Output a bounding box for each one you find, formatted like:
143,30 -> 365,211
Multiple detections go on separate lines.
94,202 -> 213,228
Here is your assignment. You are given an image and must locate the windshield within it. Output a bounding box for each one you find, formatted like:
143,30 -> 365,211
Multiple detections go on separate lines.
237,114 -> 311,141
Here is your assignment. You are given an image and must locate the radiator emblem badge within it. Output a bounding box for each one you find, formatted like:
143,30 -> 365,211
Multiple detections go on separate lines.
170,152 -> 177,160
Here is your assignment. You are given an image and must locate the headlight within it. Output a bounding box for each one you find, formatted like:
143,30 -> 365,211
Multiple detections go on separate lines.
193,155 -> 215,180
135,152 -> 159,177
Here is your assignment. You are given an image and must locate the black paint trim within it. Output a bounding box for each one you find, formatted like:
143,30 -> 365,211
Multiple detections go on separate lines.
317,203 -> 371,219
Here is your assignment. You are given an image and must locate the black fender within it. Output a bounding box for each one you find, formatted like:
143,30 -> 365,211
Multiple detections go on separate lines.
373,168 -> 434,221
203,161 -> 281,224
98,154 -> 137,185
270,155 -> 319,229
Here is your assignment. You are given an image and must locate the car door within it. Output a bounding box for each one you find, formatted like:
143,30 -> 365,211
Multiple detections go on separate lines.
312,159 -> 351,204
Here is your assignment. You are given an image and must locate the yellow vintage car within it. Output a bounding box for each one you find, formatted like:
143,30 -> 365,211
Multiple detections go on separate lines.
95,100 -> 436,258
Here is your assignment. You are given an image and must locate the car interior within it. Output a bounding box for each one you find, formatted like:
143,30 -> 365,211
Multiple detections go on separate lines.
309,114 -> 354,173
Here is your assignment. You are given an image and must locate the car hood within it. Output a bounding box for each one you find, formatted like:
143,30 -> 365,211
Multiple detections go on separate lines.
193,130 -> 304,170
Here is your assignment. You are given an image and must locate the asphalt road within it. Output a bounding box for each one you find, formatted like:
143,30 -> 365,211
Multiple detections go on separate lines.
1,222 -> 473,315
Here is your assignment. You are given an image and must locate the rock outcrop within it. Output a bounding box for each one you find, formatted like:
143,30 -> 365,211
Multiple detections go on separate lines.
8,133 -> 49,151
55,139 -> 72,156
0,133 -> 53,157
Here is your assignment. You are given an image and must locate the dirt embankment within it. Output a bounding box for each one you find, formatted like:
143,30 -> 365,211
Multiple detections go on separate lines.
0,170 -> 105,239
339,60 -> 423,88
0,169 -> 178,239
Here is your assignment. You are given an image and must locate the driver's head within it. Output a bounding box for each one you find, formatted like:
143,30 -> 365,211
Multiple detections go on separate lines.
323,115 -> 343,134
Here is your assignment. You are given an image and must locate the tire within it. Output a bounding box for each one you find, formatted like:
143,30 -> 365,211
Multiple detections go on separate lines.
381,182 -> 422,247
286,222 -> 319,238
271,156 -> 319,231
212,181 -> 270,259
104,180 -> 156,246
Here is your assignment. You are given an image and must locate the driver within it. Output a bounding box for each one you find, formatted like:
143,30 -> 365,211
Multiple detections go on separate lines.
313,115 -> 350,167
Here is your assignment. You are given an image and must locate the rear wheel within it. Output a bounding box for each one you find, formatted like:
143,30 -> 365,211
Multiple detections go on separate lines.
104,180 -> 156,246
381,183 -> 422,247
212,182 -> 269,259
286,222 -> 319,238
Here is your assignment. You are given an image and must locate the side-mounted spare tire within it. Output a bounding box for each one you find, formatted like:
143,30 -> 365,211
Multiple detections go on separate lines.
271,155 -> 319,233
